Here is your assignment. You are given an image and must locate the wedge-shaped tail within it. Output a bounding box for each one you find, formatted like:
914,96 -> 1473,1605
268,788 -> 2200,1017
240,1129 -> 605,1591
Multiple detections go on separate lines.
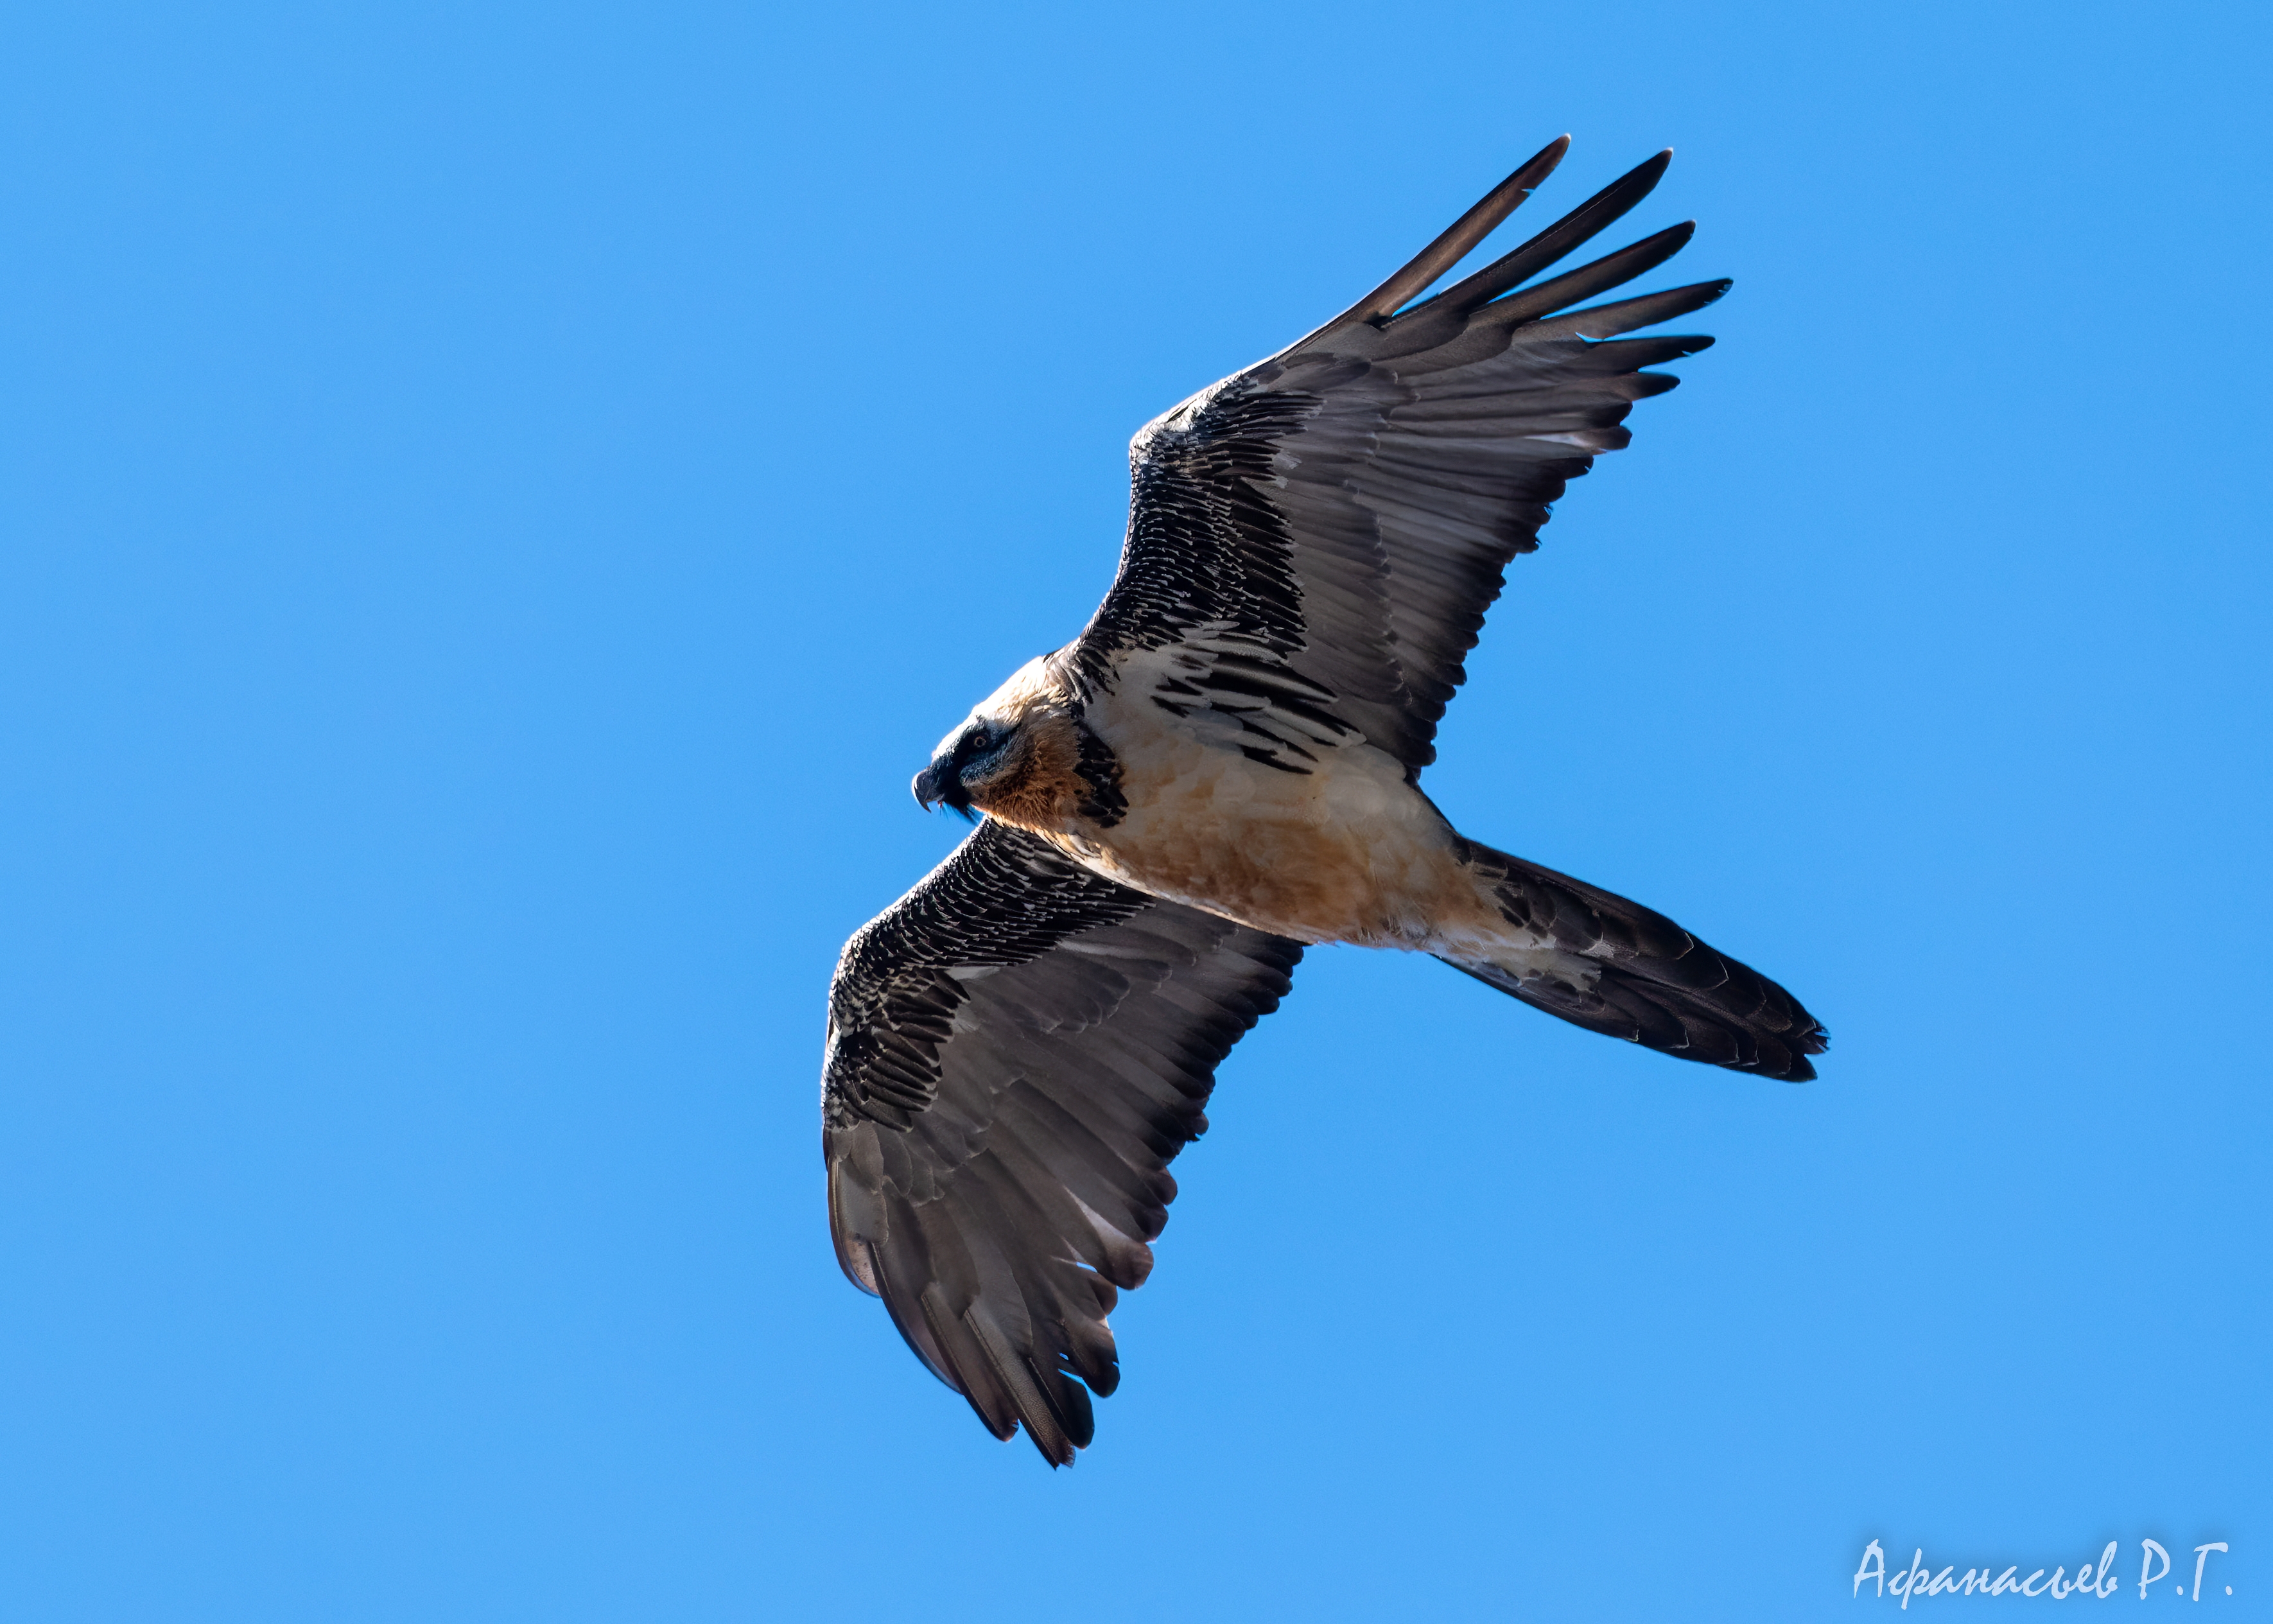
1440,839 -> 1827,1081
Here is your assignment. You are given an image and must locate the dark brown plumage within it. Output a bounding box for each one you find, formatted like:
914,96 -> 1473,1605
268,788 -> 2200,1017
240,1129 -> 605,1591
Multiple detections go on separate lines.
825,137 -> 1825,1465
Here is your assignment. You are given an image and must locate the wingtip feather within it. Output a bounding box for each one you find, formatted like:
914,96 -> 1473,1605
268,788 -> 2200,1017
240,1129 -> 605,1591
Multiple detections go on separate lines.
1337,134 -> 1574,327
1385,146 -> 1681,330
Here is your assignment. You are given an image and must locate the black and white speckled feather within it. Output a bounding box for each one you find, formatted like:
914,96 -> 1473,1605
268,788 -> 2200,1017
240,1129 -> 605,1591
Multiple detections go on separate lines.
824,821 -> 1300,1465
1069,137 -> 1725,777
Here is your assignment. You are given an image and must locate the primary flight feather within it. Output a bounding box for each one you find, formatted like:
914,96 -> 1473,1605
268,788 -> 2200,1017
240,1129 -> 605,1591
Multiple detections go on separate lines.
821,136 -> 1826,1466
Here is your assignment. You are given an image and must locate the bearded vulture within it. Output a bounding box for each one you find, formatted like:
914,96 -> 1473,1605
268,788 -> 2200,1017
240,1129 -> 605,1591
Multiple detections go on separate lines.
821,137 -> 1827,1465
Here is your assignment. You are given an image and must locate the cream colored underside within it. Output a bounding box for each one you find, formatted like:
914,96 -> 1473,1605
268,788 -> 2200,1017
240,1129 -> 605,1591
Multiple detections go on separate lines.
1036,658 -> 1517,956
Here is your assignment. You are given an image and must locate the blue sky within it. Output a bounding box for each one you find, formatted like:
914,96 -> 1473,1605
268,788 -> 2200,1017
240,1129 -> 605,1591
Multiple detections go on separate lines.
2,1 -> 2267,1618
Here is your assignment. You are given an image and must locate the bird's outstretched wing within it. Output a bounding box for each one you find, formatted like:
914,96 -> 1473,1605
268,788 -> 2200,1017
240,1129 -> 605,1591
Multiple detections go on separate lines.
1068,137 -> 1725,775
823,820 -> 1301,1464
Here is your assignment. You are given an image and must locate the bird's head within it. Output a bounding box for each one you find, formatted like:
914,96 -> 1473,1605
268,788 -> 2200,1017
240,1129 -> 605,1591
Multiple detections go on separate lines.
912,656 -> 1084,830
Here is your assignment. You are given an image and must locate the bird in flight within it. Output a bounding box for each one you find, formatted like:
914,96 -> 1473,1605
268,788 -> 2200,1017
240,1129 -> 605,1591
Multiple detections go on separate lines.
821,137 -> 1826,1465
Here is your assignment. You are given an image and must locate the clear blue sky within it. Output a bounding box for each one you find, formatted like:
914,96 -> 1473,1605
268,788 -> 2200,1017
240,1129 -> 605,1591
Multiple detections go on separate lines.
3,2 -> 2267,1619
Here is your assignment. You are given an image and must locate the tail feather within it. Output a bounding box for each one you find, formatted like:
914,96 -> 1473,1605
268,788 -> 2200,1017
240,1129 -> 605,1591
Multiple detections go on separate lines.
1441,839 -> 1827,1081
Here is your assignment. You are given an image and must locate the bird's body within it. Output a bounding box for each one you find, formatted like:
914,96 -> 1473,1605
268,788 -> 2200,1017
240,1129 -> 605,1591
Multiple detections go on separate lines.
960,652 -> 1487,951
821,137 -> 1827,1466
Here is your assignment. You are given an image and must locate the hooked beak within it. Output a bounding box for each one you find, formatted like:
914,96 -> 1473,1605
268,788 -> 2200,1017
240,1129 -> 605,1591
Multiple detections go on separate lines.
912,757 -> 976,821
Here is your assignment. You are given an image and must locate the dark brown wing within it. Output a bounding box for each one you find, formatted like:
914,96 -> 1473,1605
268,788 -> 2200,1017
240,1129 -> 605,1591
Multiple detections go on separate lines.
1069,137 -> 1727,777
823,821 -> 1301,1464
